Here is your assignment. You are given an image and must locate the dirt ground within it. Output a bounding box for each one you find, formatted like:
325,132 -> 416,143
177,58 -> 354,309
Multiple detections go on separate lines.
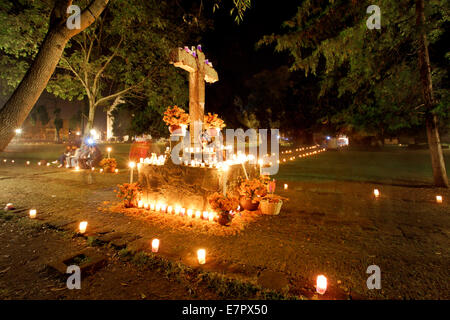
0,160 -> 449,299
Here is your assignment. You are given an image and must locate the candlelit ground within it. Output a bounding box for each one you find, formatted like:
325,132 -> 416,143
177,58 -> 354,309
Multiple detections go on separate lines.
0,144 -> 449,299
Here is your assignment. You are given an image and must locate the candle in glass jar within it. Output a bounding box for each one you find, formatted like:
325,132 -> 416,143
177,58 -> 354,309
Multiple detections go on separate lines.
187,209 -> 193,218
316,275 -> 327,295
79,221 -> 88,234
138,200 -> 144,208
29,209 -> 37,219
203,211 -> 209,220
195,211 -> 201,219
167,206 -> 173,214
151,239 -> 160,253
197,249 -> 206,265
436,195 -> 443,203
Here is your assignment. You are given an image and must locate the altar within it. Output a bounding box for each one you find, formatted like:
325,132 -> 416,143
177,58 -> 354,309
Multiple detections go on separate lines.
136,45 -> 260,213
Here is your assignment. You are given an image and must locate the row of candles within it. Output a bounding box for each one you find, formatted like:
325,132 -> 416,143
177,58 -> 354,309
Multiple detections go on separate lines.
23,207 -> 331,295
373,188 -> 444,203
136,200 -> 223,222
279,148 -> 326,163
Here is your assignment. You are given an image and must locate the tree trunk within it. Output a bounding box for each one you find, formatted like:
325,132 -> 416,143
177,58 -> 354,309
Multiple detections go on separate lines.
416,0 -> 448,187
0,0 -> 110,151
0,29 -> 69,151
85,100 -> 96,135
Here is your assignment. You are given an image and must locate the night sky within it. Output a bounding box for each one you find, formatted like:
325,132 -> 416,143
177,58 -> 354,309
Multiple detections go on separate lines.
201,1 -> 298,116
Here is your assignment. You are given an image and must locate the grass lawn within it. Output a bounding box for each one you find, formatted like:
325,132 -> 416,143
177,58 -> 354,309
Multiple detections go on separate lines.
2,143 -> 136,169
2,143 -> 450,185
0,143 -> 449,299
276,147 -> 450,186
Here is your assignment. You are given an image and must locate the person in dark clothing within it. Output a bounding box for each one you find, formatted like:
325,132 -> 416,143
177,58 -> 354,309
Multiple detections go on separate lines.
58,146 -> 73,168
87,145 -> 102,168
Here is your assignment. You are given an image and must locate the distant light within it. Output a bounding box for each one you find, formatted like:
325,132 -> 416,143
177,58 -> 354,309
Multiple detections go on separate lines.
128,161 -> 136,169
326,136 -> 331,140
373,189 -> 380,198
15,128 -> 22,134
436,195 -> 443,204
76,131 -> 81,136
87,138 -> 94,145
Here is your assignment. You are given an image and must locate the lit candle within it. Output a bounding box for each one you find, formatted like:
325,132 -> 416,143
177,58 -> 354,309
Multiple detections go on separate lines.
161,204 -> 167,213
26,161 -> 30,165
373,189 -> 380,198
181,208 -> 186,215
107,147 -> 112,158
155,203 -> 161,212
208,213 -> 215,222
195,211 -> 201,219
152,239 -> 160,253
436,195 -> 443,204
115,169 -> 119,174
75,166 -> 80,171
187,209 -> 193,218
144,203 -> 149,210
284,184 -> 288,190
46,163 -> 50,166
167,206 -> 173,214
316,275 -> 327,295
129,161 -> 136,184
100,168 -> 103,173
203,211 -> 209,220
197,249 -> 206,265
79,221 -> 88,234
150,203 -> 155,211
174,206 -> 181,215
138,200 -> 144,208
29,209 -> 37,219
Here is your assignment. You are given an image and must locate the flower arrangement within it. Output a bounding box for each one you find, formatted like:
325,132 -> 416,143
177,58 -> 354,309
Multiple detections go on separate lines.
204,112 -> 226,129
114,183 -> 143,208
163,106 -> 190,127
208,192 -> 239,226
237,176 -> 269,201
99,158 -> 117,173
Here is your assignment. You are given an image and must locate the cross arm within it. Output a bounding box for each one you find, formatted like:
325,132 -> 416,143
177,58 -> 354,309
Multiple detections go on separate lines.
170,48 -> 219,83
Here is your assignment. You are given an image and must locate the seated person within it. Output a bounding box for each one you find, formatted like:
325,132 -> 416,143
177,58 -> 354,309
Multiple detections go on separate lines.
58,146 -> 73,168
86,145 -> 102,168
69,145 -> 89,168
77,145 -> 90,169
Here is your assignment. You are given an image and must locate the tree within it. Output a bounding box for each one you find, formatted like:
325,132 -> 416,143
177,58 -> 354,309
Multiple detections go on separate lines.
0,0 -> 110,151
37,105 -> 50,126
53,107 -> 63,142
260,0 -> 449,187
47,0 -> 198,136
0,0 -> 252,150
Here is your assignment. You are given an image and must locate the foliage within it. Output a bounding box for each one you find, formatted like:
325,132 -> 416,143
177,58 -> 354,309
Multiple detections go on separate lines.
208,192 -> 239,212
0,0 -> 49,95
259,0 -> 450,137
114,182 -> 143,208
99,158 -> 117,173
208,192 -> 239,226
36,105 -> 49,126
163,105 -> 190,126
237,177 -> 268,201
204,112 -> 226,129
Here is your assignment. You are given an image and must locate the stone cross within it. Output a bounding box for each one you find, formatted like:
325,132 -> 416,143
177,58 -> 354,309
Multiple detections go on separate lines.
170,46 -> 219,143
